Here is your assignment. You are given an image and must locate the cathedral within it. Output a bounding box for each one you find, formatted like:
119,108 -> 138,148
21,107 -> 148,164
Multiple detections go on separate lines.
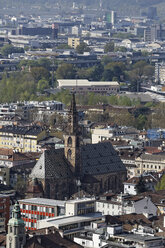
28,94 -> 127,200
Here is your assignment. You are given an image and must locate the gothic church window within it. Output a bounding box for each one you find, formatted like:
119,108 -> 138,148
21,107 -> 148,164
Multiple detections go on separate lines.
68,137 -> 72,146
67,149 -> 72,160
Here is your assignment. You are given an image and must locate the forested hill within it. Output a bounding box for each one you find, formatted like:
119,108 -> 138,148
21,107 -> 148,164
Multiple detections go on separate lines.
0,0 -> 165,18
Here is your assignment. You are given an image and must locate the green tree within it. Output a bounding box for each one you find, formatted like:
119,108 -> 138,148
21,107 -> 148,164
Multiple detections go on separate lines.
56,63 -> 76,79
136,114 -> 147,130
57,44 -> 72,49
155,175 -> 165,191
104,42 -> 114,53
114,46 -> 127,52
37,79 -> 49,93
76,42 -> 91,54
38,58 -> 51,70
1,44 -> 24,57
31,67 -> 50,81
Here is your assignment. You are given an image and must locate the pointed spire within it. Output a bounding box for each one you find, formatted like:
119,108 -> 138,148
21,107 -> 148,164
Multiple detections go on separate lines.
70,93 -> 77,113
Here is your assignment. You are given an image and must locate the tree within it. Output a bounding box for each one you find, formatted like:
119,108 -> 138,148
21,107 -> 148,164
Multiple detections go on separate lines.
102,62 -> 125,81
114,46 -> 127,52
136,176 -> 146,194
56,63 -> 76,79
136,114 -> 147,130
38,58 -> 51,70
155,175 -> 165,191
31,67 -> 50,81
37,79 -> 49,93
104,42 -> 114,53
1,44 -> 24,57
57,44 -> 72,49
76,42 -> 91,54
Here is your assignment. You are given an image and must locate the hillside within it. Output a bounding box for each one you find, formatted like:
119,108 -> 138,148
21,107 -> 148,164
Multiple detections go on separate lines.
0,0 -> 165,18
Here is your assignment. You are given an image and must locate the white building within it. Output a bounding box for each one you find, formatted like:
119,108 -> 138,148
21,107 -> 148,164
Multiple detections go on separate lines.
65,197 -> 96,216
124,175 -> 158,195
96,194 -> 157,217
57,79 -> 120,95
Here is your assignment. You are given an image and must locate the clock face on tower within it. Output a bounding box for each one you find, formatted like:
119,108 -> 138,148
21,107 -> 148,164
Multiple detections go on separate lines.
9,236 -> 12,241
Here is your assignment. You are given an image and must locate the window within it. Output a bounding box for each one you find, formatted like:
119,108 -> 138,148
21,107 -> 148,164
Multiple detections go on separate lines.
67,149 -> 72,160
68,137 -> 72,146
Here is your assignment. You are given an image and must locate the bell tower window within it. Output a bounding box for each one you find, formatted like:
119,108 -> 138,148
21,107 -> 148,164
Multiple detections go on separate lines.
68,137 -> 72,146
67,149 -> 72,160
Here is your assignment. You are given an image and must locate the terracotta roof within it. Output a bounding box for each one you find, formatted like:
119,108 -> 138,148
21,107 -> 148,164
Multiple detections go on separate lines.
106,213 -> 151,229
124,175 -> 157,185
144,147 -> 163,155
150,215 -> 165,232
0,148 -> 13,156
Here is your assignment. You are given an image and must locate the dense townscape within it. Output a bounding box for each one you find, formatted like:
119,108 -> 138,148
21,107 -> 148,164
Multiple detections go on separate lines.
1,1 -> 165,248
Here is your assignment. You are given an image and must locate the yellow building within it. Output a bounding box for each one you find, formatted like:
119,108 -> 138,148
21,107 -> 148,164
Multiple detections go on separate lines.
0,126 -> 47,153
135,153 -> 165,176
68,37 -> 80,49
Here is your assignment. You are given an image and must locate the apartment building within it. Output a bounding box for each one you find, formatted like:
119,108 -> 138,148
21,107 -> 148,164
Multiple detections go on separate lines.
96,194 -> 157,217
0,125 -> 47,152
19,198 -> 66,231
135,153 -> 165,175
155,62 -> 165,84
68,37 -> 80,48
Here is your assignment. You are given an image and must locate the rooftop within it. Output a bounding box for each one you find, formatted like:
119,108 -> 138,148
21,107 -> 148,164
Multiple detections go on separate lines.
19,198 -> 66,207
38,212 -> 103,227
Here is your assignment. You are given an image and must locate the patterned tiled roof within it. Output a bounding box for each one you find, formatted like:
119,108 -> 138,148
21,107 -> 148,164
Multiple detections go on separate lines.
30,149 -> 73,180
80,142 -> 126,175
30,142 -> 126,180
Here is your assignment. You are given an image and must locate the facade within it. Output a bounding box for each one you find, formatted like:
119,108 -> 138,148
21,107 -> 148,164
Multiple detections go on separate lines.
65,198 -> 95,216
37,213 -> 103,239
29,94 -> 127,200
96,194 -> 157,217
0,125 -> 47,152
124,175 -> 158,195
19,198 -> 66,230
57,79 -> 120,95
135,153 -> 165,175
68,37 -> 80,49
155,62 -> 165,84
6,202 -> 26,248
92,126 -> 139,144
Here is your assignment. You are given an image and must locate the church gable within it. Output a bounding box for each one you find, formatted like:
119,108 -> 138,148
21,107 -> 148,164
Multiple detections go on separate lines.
30,149 -> 73,180
80,142 -> 126,176
30,152 -> 46,179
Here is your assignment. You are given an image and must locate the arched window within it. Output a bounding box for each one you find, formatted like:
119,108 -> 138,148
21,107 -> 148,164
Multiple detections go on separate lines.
68,137 -> 72,146
67,149 -> 72,160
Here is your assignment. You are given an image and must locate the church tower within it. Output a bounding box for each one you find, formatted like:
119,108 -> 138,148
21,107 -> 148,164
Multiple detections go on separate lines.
64,93 -> 81,175
6,202 -> 26,248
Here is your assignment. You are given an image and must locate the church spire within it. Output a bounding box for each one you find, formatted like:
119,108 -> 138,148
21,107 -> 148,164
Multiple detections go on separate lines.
64,93 -> 81,175
67,93 -> 79,135
70,93 -> 77,113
